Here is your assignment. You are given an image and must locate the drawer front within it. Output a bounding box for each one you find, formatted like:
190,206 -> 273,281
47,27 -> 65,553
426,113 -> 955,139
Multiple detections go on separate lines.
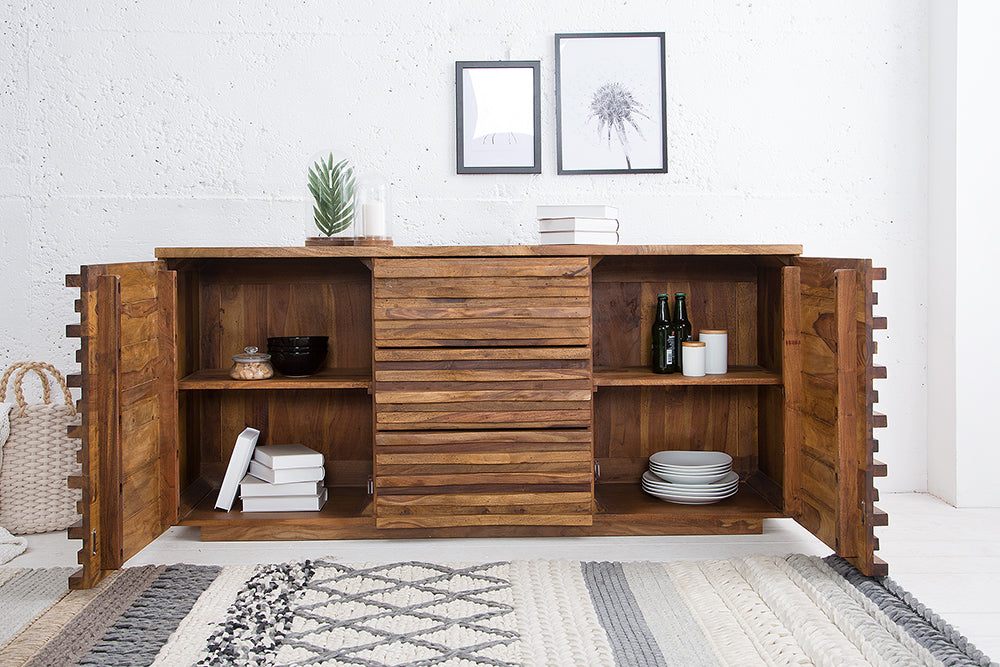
375,347 -> 592,431
372,257 -> 591,347
375,429 -> 593,528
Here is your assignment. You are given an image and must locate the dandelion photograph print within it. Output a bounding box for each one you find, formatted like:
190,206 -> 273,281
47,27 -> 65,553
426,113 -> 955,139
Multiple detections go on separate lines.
555,32 -> 667,174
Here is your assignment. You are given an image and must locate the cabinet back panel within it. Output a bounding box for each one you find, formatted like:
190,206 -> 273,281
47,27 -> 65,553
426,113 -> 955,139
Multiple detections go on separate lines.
189,389 -> 373,488
594,386 -> 759,481
191,259 -> 372,373
592,259 -> 759,370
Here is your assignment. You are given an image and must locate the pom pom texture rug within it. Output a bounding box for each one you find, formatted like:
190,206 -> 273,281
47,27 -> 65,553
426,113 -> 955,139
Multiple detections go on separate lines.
0,554 -> 994,666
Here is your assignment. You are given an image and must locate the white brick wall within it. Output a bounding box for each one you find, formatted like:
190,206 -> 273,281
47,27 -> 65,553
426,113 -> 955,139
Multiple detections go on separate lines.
0,1 -> 929,491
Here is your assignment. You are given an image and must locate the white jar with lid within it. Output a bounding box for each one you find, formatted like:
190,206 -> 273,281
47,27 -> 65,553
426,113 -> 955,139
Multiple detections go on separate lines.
699,329 -> 728,375
681,341 -> 706,377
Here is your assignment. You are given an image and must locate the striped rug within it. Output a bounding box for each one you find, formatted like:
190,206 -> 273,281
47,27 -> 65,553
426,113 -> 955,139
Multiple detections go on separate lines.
0,555 -> 993,666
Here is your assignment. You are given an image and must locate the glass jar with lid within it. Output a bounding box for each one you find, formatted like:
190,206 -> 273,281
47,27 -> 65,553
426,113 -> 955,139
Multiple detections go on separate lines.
229,346 -> 274,380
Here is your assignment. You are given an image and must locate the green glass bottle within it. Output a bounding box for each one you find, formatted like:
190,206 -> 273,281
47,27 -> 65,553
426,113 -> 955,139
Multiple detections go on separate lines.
651,294 -> 677,374
673,292 -> 692,372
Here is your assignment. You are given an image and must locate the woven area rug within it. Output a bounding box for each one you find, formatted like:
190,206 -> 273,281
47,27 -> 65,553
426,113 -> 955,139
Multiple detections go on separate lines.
0,555 -> 994,667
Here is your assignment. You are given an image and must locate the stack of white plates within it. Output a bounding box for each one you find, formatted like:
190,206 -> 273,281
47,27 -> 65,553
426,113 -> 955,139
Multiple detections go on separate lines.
643,450 -> 738,504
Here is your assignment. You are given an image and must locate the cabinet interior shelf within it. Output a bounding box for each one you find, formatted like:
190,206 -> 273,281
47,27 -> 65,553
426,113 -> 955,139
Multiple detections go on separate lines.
178,368 -> 372,390
593,366 -> 782,387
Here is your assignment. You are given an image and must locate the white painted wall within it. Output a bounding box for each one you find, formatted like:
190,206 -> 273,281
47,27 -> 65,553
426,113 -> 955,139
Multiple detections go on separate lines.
1,2 -> 928,492
928,0 -> 958,504
954,2 -> 1000,507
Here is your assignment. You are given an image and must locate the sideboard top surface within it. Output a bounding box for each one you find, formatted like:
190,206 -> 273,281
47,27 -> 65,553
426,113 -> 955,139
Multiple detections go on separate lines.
155,244 -> 804,260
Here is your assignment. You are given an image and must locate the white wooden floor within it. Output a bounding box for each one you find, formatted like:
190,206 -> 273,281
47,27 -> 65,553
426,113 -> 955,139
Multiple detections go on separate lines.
8,492 -> 999,660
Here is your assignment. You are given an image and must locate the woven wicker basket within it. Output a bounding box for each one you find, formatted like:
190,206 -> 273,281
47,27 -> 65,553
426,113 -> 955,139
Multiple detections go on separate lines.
0,362 -> 82,535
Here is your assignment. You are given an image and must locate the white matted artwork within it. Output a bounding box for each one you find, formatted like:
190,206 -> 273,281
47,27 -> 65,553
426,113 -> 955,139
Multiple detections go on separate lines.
456,61 -> 541,174
555,32 -> 667,174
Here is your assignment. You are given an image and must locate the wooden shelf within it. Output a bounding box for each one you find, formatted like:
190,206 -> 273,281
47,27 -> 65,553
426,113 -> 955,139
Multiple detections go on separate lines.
179,368 -> 371,390
593,366 -> 782,387
156,244 -> 805,260
180,486 -> 373,527
594,482 -> 783,531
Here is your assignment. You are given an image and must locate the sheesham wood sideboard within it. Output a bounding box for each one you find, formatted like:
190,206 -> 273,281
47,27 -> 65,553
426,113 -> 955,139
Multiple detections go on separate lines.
64,244 -> 888,588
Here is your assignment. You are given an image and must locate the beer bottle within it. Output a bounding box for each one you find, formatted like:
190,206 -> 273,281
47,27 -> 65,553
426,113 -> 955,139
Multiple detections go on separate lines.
651,294 -> 677,374
673,292 -> 692,371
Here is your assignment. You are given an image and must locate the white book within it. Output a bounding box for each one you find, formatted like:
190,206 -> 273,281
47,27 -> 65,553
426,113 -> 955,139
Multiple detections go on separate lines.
239,474 -> 322,498
539,230 -> 620,245
252,443 -> 324,469
247,459 -> 325,485
536,205 -> 618,219
538,217 -> 620,233
214,427 -> 260,511
241,487 -> 328,513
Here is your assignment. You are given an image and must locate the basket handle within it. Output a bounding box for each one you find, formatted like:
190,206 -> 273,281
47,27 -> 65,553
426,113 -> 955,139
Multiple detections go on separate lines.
1,362 -> 53,405
6,362 -> 76,418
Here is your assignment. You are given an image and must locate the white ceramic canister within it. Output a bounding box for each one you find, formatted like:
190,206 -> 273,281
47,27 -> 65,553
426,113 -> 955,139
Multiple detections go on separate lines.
681,341 -> 706,377
699,329 -> 728,375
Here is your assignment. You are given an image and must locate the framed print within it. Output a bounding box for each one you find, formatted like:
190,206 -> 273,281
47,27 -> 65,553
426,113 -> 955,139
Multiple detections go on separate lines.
456,61 -> 542,174
555,32 -> 667,174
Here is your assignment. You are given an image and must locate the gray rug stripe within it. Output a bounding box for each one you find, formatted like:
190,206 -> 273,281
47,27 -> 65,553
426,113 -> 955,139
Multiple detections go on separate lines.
620,562 -> 720,667
23,564 -> 166,667
0,567 -> 74,646
582,561 -> 667,667
79,564 -> 222,666
823,555 -> 995,667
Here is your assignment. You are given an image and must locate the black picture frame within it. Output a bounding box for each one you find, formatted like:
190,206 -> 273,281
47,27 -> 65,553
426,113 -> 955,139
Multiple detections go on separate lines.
555,32 -> 668,174
455,60 -> 542,174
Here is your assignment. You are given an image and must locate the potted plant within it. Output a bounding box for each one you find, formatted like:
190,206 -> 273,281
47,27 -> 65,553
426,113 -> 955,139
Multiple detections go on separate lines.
305,152 -> 356,245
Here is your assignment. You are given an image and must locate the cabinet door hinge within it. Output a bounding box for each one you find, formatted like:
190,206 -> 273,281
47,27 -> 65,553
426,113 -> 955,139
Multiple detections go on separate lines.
91,529 -> 97,555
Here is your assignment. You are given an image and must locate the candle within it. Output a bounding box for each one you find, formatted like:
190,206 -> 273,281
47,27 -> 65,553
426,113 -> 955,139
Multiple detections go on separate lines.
362,201 -> 386,238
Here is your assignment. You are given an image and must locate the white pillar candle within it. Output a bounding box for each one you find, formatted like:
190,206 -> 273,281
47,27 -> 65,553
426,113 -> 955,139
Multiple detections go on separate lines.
699,329 -> 728,375
682,341 -> 706,377
362,201 -> 387,238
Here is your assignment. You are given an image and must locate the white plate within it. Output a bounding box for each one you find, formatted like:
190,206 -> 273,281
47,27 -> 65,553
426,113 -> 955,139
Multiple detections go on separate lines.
649,450 -> 733,469
650,462 -> 732,473
642,485 -> 737,499
650,468 -> 731,484
641,484 -> 737,499
642,486 -> 739,504
642,470 -> 738,491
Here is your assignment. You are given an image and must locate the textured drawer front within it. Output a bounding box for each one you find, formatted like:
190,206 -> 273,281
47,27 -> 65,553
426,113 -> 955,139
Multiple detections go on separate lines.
375,347 -> 592,431
375,429 -> 593,528
372,257 -> 591,347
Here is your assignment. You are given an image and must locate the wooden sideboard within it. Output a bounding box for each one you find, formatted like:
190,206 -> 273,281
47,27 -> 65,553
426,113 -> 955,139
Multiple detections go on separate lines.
65,244 -> 888,588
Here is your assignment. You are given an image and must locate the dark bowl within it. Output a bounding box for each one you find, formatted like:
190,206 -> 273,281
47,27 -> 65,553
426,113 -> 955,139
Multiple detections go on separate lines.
267,343 -> 329,353
267,336 -> 329,347
269,348 -> 328,377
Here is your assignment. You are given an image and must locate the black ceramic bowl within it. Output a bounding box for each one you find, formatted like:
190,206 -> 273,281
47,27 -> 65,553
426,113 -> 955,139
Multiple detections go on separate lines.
267,344 -> 328,354
267,336 -> 329,348
268,348 -> 328,377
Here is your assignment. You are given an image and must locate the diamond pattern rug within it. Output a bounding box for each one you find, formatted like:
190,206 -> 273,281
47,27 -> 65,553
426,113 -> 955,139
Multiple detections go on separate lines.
0,555 -> 994,666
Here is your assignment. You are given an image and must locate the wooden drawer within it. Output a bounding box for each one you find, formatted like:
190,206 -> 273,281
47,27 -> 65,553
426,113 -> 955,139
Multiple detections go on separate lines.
375,347 -> 592,430
375,429 -> 593,528
372,257 -> 591,347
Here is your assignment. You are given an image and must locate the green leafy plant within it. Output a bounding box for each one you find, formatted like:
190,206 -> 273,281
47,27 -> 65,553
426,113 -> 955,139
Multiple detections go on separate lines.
307,154 -> 356,236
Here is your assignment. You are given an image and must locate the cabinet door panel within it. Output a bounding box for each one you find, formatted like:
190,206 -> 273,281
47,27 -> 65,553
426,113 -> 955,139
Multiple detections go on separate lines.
375,429 -> 593,528
69,262 -> 177,588
786,258 -> 885,576
372,257 -> 591,347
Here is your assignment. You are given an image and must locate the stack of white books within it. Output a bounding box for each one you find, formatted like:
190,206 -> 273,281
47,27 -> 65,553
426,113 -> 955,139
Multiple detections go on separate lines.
537,205 -> 620,245
241,444 -> 328,512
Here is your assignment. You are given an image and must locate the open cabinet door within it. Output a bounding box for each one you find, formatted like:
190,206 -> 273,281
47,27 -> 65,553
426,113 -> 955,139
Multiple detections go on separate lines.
66,262 -> 178,589
783,258 -> 887,577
